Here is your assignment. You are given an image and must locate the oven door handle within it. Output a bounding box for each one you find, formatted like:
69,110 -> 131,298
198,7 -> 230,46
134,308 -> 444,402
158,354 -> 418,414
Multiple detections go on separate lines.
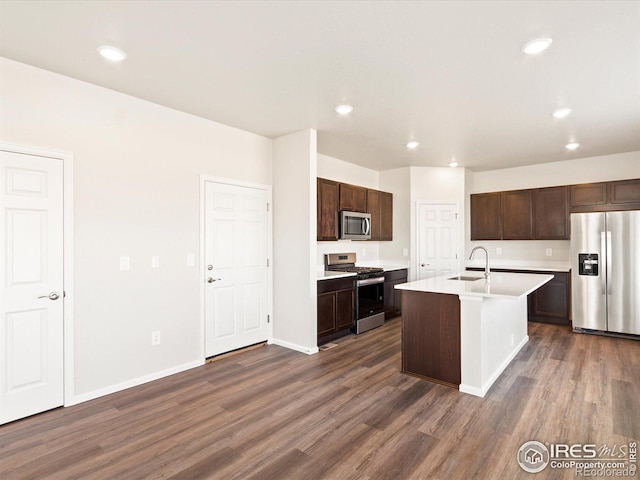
357,276 -> 385,286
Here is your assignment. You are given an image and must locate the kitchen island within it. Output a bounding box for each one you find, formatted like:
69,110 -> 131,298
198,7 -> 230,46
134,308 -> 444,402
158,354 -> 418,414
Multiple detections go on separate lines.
395,272 -> 553,397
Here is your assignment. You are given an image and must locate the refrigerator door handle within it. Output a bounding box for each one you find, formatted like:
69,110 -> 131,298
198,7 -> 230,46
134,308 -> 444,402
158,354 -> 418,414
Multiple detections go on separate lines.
606,231 -> 612,295
600,231 -> 607,295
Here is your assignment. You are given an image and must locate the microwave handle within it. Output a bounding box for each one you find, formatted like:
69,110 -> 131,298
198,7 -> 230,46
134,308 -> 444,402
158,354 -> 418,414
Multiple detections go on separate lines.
363,217 -> 371,235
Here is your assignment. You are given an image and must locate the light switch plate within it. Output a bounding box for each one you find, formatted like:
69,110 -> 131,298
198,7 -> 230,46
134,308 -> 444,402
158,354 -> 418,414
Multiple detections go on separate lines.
120,256 -> 130,271
402,248 -> 409,257
151,256 -> 160,268
546,248 -> 553,257
186,253 -> 195,267
496,247 -> 502,255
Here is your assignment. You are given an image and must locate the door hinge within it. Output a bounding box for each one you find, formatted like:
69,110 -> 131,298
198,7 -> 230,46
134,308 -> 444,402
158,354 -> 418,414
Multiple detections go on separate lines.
456,254 -> 458,259
455,213 -> 459,219
267,259 -> 270,267
267,203 -> 270,212
267,314 -> 270,323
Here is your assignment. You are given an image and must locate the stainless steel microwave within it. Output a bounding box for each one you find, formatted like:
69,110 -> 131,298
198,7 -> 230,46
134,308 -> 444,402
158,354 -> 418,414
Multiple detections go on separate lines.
340,211 -> 371,240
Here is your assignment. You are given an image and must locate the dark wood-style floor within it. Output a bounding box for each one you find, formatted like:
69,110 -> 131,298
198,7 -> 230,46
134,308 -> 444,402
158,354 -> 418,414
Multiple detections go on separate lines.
1,318 -> 638,479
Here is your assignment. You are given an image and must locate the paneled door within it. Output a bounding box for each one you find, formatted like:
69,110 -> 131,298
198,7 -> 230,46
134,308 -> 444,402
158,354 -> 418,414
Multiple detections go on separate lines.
0,151 -> 64,425
204,182 -> 269,357
417,203 -> 459,279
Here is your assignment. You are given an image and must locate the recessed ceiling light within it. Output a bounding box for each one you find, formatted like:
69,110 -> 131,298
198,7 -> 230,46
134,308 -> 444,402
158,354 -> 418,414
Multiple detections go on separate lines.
553,107 -> 573,119
449,161 -> 458,168
565,142 -> 580,150
335,104 -> 353,115
521,38 -> 553,55
97,45 -> 127,62
406,141 -> 419,149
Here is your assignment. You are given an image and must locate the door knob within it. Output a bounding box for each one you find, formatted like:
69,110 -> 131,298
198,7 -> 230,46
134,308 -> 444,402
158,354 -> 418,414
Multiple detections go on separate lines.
38,292 -> 60,301
207,278 -> 222,283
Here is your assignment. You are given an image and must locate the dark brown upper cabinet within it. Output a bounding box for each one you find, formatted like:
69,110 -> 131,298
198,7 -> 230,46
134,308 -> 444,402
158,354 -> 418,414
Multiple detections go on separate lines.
317,178 -> 393,241
379,192 -> 393,241
366,189 -> 393,241
534,186 -> 569,240
317,178 -> 339,241
570,178 -> 640,212
366,189 -> 381,240
470,192 -> 502,240
339,183 -> 367,213
570,182 -> 608,210
501,190 -> 533,240
609,178 -> 640,207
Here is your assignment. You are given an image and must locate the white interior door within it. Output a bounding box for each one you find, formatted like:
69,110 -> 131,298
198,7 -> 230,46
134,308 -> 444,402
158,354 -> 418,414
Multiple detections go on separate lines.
205,182 -> 269,357
417,203 -> 459,279
0,151 -> 64,425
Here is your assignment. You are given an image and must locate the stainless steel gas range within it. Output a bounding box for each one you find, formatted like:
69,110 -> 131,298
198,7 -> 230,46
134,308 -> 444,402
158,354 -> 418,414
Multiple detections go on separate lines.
325,253 -> 385,334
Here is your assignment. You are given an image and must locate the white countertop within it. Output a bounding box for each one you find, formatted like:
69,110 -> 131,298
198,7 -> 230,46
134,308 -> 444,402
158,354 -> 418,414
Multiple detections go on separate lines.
317,270 -> 356,281
317,263 -> 408,280
466,259 -> 570,272
395,271 -> 553,299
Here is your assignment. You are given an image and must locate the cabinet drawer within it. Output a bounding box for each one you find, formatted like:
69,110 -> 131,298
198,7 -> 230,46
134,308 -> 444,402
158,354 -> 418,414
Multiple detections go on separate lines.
318,277 -> 355,294
384,269 -> 408,282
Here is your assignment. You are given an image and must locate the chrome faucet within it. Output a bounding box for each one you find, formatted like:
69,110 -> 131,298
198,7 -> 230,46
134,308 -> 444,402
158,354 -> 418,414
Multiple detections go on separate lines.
469,246 -> 490,279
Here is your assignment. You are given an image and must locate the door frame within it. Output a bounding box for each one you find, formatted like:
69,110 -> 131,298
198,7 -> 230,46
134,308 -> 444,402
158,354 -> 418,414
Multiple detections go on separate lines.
0,142 -> 75,407
199,175 -> 273,361
414,201 -> 461,280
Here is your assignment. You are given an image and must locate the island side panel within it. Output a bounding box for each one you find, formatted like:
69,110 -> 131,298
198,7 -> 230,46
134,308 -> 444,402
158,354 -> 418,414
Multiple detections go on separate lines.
401,290 -> 461,388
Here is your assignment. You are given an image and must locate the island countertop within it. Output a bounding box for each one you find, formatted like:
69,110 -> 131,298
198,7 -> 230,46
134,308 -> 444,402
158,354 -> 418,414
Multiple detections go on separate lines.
395,271 -> 553,300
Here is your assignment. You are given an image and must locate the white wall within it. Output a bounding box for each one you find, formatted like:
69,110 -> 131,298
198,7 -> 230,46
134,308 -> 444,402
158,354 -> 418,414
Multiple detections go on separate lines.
409,166 -> 466,280
273,130 -> 317,354
466,151 -> 640,264
0,58 -> 272,400
316,154 -> 381,268
472,151 -> 640,193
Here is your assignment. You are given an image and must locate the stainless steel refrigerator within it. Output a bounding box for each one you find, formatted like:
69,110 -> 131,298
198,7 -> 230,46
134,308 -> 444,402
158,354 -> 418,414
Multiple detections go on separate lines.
571,211 -> 639,336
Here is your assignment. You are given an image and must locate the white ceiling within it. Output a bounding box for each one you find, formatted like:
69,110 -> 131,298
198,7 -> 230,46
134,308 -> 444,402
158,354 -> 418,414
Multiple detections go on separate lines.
1,1 -> 639,172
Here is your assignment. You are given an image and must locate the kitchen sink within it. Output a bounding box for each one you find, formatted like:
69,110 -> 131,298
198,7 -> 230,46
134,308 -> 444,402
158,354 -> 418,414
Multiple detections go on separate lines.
447,275 -> 483,281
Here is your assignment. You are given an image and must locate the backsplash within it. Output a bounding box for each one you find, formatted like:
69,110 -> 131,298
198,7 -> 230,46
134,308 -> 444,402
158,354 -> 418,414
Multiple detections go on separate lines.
467,240 -> 570,264
317,241 -> 381,270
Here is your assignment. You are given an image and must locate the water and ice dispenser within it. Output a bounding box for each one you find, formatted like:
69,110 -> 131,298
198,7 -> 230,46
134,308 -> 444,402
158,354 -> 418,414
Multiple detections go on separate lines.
578,253 -> 599,276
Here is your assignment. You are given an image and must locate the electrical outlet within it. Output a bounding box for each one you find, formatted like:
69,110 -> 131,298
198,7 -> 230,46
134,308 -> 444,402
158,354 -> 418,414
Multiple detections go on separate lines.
496,247 -> 502,255
151,331 -> 161,346
510,334 -> 514,346
546,248 -> 553,257
361,248 -> 366,257
120,256 -> 130,271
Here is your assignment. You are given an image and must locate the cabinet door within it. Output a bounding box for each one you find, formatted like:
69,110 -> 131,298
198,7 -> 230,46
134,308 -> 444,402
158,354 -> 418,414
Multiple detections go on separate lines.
502,190 -> 533,240
380,192 -> 393,241
609,178 -> 640,207
335,288 -> 355,330
339,183 -> 367,212
533,274 -> 569,319
470,192 -> 502,240
534,186 -> 569,240
367,189 -> 381,240
317,178 -> 339,241
570,182 -> 608,211
317,292 -> 336,337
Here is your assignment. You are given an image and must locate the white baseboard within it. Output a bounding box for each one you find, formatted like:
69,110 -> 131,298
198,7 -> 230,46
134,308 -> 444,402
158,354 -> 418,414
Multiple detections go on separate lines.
65,359 -> 204,407
459,335 -> 529,398
271,338 -> 318,355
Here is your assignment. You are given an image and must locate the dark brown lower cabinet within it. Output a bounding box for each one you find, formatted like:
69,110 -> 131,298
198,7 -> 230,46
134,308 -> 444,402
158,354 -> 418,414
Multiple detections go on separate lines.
402,291 -> 461,388
467,267 -> 571,326
317,277 -> 355,344
384,269 -> 408,319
